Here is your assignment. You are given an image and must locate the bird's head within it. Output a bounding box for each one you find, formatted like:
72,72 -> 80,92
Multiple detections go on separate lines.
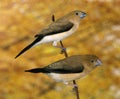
89,55 -> 102,67
65,10 -> 87,24
81,55 -> 102,70
74,10 -> 87,19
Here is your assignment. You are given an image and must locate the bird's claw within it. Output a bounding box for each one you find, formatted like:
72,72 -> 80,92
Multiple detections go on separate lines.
72,84 -> 78,92
60,47 -> 66,54
73,84 -> 78,88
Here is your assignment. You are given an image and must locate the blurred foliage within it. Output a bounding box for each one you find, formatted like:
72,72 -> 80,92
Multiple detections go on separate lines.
0,0 -> 120,99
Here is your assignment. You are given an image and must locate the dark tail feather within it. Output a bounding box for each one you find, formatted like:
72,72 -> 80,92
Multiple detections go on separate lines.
15,41 -> 37,59
25,68 -> 50,73
15,36 -> 44,59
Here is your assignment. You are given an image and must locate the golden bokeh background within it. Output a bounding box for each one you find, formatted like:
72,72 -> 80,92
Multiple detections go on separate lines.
0,0 -> 120,99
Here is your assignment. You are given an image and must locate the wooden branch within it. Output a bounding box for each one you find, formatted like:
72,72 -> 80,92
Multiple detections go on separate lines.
52,14 -> 80,99
59,41 -> 80,99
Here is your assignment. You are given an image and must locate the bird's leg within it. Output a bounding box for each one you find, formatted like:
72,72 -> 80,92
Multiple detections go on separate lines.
60,47 -> 66,54
52,41 -> 66,54
64,82 -> 75,92
73,84 -> 78,88
71,83 -> 78,93
52,41 -> 58,47
64,82 -> 78,87
64,81 -> 78,92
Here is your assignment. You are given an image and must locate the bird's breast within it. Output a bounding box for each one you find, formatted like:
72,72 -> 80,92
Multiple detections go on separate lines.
38,24 -> 78,44
48,72 -> 86,82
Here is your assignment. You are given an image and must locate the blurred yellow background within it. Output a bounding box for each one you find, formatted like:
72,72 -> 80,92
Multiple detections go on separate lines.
0,0 -> 120,99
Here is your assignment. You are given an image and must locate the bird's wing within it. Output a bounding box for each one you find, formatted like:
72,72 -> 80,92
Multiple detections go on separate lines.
25,56 -> 84,74
45,63 -> 84,74
15,21 -> 73,59
34,21 -> 74,37
45,59 -> 84,74
25,62 -> 84,74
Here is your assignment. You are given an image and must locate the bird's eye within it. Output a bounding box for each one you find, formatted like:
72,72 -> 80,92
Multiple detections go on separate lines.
75,12 -> 79,15
91,60 -> 94,63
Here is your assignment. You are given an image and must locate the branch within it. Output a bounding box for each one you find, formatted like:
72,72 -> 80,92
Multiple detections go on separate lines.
52,14 -> 80,99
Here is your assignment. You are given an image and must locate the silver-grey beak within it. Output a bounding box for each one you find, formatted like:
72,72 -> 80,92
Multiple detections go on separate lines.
80,12 -> 87,19
96,59 -> 102,66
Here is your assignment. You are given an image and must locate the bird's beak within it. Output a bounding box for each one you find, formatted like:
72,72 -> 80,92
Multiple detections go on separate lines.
80,12 -> 87,19
96,59 -> 102,66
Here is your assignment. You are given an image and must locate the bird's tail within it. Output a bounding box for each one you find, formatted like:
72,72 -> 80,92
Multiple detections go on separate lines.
15,42 -> 35,59
25,68 -> 50,73
15,36 -> 44,59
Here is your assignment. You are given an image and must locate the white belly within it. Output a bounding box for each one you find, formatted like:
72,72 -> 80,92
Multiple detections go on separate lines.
34,24 -> 78,46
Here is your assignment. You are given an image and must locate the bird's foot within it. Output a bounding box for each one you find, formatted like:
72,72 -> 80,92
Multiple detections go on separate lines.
72,84 -> 78,92
65,83 -> 78,93
73,84 -> 78,88
54,46 -> 66,54
64,82 -> 78,88
60,47 -> 66,54
52,41 -> 67,54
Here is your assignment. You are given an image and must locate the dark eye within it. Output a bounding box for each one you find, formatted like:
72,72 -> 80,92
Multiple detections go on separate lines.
76,12 -> 78,15
91,60 -> 94,63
